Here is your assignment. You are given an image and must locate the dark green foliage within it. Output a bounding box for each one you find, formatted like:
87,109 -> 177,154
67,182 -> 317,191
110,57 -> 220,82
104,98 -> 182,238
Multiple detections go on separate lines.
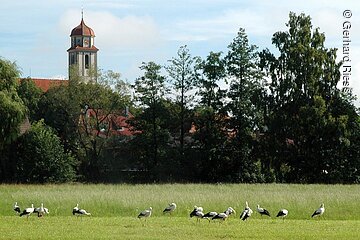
0,59 -> 26,147
0,58 -> 26,181
17,78 -> 42,122
130,62 -> 171,181
224,28 -> 265,182
259,12 -> 360,183
15,120 -> 76,183
166,46 -> 198,156
192,51 -> 229,181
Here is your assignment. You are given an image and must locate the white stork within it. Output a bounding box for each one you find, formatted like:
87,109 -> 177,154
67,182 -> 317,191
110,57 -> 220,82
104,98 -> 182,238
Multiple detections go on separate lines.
13,202 -> 20,214
36,203 -> 46,217
311,203 -> 325,218
202,211 -> 218,221
224,207 -> 236,216
163,203 -> 177,215
190,208 -> 204,223
72,203 -> 79,215
20,204 -> 35,218
194,206 -> 203,212
138,207 -> 152,221
72,204 -> 91,216
256,204 -> 271,217
276,209 -> 288,219
190,206 -> 203,218
240,201 -> 253,221
212,212 -> 228,221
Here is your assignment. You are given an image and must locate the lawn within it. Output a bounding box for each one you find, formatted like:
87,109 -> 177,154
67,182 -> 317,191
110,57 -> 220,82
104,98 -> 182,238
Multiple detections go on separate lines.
1,184 -> 360,239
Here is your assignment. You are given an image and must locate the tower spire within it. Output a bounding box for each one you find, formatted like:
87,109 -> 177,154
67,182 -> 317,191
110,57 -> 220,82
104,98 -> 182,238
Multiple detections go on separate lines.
81,7 -> 84,20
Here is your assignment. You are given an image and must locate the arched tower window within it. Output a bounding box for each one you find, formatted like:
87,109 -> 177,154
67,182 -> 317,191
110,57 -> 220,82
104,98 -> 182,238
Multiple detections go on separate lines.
85,55 -> 89,69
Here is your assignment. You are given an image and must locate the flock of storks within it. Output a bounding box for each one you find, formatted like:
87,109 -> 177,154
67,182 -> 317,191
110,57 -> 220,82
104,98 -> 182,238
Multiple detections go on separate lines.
138,202 -> 325,222
14,201 -> 325,222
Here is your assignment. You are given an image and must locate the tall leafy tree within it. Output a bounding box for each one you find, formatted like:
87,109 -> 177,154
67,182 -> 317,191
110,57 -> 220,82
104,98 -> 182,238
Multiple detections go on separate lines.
0,58 -> 26,181
259,12 -> 359,182
224,28 -> 264,182
166,46 -> 198,155
192,52 -> 228,182
193,51 -> 229,181
132,62 -> 169,180
196,52 -> 226,109
17,77 -> 43,122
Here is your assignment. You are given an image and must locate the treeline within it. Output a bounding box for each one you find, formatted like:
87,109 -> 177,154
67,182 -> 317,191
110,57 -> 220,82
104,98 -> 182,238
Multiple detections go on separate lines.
1,12 -> 359,184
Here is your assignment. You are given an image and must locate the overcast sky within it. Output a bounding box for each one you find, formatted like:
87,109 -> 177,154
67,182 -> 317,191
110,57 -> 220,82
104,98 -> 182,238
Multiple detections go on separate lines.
1,0 -> 359,104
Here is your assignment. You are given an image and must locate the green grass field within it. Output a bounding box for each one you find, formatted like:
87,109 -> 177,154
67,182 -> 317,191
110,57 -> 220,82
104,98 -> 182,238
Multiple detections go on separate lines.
1,184 -> 360,239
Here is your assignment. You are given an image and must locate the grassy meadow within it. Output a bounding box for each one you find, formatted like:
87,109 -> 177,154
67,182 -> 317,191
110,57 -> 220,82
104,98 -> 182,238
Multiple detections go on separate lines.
1,184 -> 360,239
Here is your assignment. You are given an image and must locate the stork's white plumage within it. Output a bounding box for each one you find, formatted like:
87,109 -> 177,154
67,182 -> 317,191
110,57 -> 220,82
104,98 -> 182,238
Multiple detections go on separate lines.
163,203 -> 177,214
212,212 -> 228,221
13,202 -> 20,214
37,203 -> 46,217
72,203 -> 79,215
202,211 -> 218,220
34,203 -> 45,217
311,203 -> 325,218
138,207 -> 152,221
190,207 -> 204,222
77,209 -> 91,216
44,207 -> 50,215
224,207 -> 236,216
190,206 -> 203,218
240,201 -> 253,221
194,206 -> 203,212
72,204 -> 91,216
256,205 -> 271,217
276,209 -> 288,219
20,204 -> 34,218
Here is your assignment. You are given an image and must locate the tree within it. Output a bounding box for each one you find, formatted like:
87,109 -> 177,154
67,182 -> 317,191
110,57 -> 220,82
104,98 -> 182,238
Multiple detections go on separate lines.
132,61 -> 169,181
15,120 -> 76,183
224,28 -> 265,182
0,58 -> 27,181
166,46 -> 198,156
76,81 -> 129,181
37,84 -> 80,155
38,67 -> 131,181
97,69 -> 131,97
259,12 -> 359,182
192,51 -> 230,181
17,77 -> 43,122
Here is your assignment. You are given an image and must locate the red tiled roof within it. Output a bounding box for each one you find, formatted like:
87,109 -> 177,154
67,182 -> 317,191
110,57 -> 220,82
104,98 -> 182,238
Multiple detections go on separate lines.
84,109 -> 138,137
29,78 -> 68,92
71,18 -> 95,37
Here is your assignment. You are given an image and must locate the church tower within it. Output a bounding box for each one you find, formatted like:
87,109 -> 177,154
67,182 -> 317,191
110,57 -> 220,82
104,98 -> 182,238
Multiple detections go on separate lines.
67,13 -> 98,82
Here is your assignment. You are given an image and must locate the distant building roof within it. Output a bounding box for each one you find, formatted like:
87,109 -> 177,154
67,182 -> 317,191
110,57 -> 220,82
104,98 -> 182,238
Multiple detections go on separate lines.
84,109 -> 138,138
29,78 -> 68,92
71,18 -> 95,37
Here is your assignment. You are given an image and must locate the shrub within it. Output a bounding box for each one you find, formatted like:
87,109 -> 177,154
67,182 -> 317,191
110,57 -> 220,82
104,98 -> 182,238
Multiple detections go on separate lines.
15,120 -> 77,183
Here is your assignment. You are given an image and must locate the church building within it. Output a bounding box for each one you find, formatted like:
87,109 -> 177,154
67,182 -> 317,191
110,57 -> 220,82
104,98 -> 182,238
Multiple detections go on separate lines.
67,15 -> 98,82
25,14 -> 99,92
20,14 -> 134,137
